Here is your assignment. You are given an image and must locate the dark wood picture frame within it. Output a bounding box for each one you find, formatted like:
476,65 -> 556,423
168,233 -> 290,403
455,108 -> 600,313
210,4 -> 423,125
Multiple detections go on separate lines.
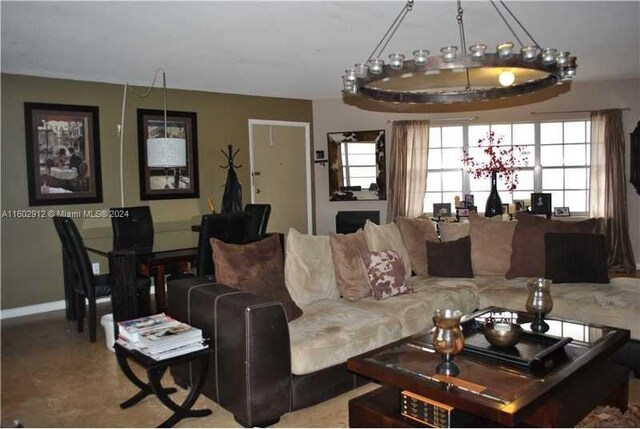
530,192 -> 552,216
630,121 -> 640,195
327,130 -> 386,201
137,109 -> 199,200
433,203 -> 452,217
24,102 -> 103,206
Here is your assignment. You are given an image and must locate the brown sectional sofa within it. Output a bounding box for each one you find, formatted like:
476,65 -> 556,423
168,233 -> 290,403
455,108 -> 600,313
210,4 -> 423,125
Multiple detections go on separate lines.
167,215 -> 640,427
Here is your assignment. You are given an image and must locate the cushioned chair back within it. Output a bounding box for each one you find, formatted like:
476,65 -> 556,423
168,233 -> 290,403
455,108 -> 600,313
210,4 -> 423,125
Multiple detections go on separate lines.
197,212 -> 248,277
243,203 -> 271,242
60,217 -> 97,298
111,206 -> 154,252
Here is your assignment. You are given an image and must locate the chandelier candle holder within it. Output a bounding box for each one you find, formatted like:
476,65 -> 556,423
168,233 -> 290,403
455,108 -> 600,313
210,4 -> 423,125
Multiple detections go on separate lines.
462,131 -> 527,217
341,0 -> 578,104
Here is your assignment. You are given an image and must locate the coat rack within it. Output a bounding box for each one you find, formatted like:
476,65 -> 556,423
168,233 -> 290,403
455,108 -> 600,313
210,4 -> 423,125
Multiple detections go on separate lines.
220,144 -> 242,169
220,144 -> 243,213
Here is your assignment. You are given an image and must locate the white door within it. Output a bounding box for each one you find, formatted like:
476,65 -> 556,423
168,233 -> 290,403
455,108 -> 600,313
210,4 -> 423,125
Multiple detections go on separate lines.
249,120 -> 312,234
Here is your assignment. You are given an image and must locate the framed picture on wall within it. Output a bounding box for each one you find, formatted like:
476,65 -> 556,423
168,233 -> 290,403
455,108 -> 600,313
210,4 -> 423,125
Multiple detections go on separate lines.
24,102 -> 103,206
137,109 -> 199,200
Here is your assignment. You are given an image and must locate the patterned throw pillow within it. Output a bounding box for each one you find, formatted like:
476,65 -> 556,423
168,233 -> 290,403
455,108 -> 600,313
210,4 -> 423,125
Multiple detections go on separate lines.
361,250 -> 413,300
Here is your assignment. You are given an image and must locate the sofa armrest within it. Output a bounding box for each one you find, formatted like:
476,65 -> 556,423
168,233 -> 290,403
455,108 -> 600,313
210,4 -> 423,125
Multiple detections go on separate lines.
167,276 -> 291,427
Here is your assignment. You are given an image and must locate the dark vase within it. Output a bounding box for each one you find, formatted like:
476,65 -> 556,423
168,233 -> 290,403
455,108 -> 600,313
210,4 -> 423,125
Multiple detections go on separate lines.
485,171 -> 503,217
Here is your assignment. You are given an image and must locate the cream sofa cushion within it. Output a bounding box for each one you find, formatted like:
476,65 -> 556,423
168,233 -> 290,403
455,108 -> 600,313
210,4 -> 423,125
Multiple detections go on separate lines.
396,217 -> 438,276
439,222 -> 470,242
353,275 -> 479,337
468,212 -> 516,276
284,228 -> 340,306
476,276 -> 640,340
288,299 -> 402,375
363,220 -> 412,280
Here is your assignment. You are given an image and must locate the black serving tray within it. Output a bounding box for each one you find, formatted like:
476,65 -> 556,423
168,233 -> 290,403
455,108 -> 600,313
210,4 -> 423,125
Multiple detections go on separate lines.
459,317 -> 572,374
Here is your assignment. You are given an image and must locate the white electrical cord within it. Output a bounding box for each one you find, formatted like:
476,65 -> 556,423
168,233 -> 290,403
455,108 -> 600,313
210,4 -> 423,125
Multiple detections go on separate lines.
117,66 -> 165,206
119,83 -> 128,207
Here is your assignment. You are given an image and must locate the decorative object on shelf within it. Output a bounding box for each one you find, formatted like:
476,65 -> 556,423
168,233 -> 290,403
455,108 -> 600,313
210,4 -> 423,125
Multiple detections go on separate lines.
24,103 -> 103,206
526,278 -> 554,333
327,130 -> 386,201
341,0 -> 577,104
483,320 -> 522,348
630,121 -> 640,195
433,203 -> 452,218
553,207 -> 570,217
530,192 -> 552,218
220,144 -> 243,213
432,308 -> 464,376
462,131 -> 527,217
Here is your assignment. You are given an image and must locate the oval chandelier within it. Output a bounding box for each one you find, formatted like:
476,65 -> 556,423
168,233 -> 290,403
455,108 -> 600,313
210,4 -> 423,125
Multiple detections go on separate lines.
341,0 -> 578,104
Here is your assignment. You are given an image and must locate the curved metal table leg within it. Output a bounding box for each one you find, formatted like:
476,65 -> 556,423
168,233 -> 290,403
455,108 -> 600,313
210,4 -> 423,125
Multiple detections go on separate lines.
116,351 -> 177,409
147,356 -> 212,428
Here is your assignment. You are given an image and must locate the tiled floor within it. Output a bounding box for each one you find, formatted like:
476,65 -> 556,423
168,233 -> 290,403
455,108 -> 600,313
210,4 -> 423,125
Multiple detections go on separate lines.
1,304 -> 638,428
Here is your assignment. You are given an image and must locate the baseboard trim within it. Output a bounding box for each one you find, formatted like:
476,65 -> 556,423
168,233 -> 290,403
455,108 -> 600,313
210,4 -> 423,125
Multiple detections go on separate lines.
0,287 -> 156,320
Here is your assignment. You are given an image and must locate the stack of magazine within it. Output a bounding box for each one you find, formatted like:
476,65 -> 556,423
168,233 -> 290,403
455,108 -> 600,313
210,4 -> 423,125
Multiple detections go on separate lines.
116,313 -> 207,360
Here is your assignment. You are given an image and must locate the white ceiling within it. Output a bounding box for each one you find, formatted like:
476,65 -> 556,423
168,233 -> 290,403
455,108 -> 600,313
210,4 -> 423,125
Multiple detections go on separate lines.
2,1 -> 639,100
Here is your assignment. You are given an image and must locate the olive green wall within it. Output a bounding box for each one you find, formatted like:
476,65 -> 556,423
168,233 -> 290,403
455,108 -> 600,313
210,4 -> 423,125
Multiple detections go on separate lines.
0,73 -> 313,310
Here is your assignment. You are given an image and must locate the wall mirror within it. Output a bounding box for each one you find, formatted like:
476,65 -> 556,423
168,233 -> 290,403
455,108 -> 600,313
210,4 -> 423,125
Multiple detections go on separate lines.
327,130 -> 386,201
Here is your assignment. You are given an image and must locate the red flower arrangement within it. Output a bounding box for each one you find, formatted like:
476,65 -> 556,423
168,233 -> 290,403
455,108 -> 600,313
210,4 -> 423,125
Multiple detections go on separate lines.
461,131 -> 528,192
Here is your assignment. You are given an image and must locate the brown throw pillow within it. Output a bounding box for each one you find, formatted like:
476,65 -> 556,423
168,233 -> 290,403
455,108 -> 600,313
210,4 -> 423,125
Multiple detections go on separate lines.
329,230 -> 371,302
396,217 -> 439,276
361,250 -> 413,300
545,233 -> 609,283
211,234 -> 303,322
426,236 -> 474,278
468,211 -> 517,276
506,212 -> 598,279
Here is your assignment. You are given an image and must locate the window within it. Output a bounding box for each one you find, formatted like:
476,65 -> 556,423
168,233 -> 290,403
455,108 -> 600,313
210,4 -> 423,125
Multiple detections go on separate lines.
425,120 -> 591,215
341,142 -> 377,189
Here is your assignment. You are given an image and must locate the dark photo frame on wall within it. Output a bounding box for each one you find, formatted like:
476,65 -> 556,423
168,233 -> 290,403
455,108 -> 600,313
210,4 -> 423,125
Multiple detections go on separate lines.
137,109 -> 199,200
24,102 -> 103,206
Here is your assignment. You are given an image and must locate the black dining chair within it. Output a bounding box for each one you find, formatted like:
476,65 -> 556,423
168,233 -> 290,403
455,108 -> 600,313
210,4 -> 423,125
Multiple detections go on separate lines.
196,212 -> 248,278
52,216 -> 77,321
56,216 -> 112,342
243,203 -> 271,242
110,206 -> 154,252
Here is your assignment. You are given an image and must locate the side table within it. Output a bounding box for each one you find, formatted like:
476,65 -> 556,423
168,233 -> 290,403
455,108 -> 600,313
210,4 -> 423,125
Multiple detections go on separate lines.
114,342 -> 212,428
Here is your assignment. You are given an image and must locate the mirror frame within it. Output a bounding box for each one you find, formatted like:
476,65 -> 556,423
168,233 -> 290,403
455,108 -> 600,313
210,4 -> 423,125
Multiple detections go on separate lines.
327,129 -> 386,201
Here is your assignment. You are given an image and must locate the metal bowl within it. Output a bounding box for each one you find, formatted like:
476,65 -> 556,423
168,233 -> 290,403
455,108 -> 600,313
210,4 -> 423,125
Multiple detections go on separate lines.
483,322 -> 522,348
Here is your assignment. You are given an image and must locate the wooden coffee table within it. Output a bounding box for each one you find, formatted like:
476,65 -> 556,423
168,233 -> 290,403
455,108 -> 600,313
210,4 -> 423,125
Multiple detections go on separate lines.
347,307 -> 630,428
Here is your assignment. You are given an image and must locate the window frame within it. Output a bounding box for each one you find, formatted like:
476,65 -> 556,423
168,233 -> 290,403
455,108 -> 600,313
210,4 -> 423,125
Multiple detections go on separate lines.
425,118 -> 591,216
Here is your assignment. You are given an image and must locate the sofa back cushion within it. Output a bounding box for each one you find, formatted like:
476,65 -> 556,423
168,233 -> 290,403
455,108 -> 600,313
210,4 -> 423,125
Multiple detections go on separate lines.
284,228 -> 340,306
545,232 -> 609,283
361,250 -> 412,300
426,236 -> 474,278
439,222 -> 470,242
329,230 -> 371,302
506,213 -> 598,279
212,234 -> 303,321
468,211 -> 517,276
396,217 -> 438,276
363,220 -> 412,279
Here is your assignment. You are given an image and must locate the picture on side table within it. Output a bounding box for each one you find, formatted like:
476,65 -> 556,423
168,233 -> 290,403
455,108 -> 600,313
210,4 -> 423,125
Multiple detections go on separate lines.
554,207 -> 571,217
513,199 -> 526,212
24,103 -> 103,206
137,109 -> 199,200
433,203 -> 452,217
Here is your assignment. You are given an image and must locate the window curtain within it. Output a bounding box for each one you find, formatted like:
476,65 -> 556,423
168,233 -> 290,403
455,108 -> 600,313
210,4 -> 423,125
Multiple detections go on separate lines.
589,109 -> 636,272
387,120 -> 430,222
